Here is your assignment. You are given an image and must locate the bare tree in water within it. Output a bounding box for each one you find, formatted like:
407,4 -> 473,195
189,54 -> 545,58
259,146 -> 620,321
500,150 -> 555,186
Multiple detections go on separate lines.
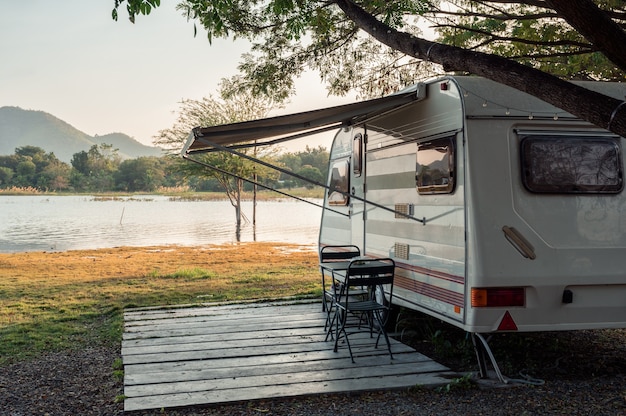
154,77 -> 279,240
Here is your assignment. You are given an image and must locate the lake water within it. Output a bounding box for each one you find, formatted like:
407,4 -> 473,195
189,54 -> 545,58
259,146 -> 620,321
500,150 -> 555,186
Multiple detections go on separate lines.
0,195 -> 323,253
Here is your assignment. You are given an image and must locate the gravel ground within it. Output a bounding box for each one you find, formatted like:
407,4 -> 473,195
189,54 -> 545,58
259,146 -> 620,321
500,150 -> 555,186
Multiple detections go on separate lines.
1,325 -> 625,415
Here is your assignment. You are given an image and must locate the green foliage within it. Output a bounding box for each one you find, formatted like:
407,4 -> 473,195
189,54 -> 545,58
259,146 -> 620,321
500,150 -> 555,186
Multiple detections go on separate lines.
69,144 -> 120,192
0,144 -> 166,193
0,143 -> 325,194
277,145 -> 329,188
112,357 -> 124,382
0,146 -> 72,191
297,165 -> 324,188
431,1 -> 624,81
111,0 -> 626,102
0,166 -> 13,185
162,268 -> 217,280
114,156 -> 168,192
114,394 -> 127,403
435,372 -> 474,393
113,0 -> 438,99
112,0 -> 160,23
152,76 -> 283,229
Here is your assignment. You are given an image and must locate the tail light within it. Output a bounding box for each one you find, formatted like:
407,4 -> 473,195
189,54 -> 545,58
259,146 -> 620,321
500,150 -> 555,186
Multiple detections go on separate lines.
471,287 -> 525,307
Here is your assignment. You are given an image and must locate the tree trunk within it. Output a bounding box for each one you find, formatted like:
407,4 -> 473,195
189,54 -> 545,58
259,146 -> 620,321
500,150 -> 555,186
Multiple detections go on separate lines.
334,0 -> 626,138
235,178 -> 243,242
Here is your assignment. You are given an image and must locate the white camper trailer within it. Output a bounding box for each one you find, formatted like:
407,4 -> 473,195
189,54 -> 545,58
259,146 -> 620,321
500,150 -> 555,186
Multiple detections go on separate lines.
182,76 -> 626,377
318,76 -> 626,334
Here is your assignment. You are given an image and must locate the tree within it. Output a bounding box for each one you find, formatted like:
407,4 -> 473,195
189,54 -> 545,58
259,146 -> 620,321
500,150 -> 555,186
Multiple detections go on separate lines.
153,77 -> 280,238
70,144 -> 121,192
277,146 -> 330,187
39,159 -> 71,191
0,146 -> 71,191
14,160 -> 36,186
0,167 -> 13,186
113,1 -> 626,138
298,146 -> 330,180
297,165 -> 324,189
115,156 -> 167,192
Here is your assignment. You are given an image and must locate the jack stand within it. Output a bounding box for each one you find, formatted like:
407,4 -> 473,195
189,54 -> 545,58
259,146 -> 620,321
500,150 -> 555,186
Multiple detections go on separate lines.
471,333 -> 507,383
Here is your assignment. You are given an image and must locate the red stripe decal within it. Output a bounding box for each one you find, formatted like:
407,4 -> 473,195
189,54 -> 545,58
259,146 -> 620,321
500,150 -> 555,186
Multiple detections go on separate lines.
394,275 -> 464,307
396,261 -> 465,284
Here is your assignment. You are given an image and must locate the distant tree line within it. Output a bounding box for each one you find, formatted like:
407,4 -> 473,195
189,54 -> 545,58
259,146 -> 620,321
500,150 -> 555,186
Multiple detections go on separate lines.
0,144 -> 329,193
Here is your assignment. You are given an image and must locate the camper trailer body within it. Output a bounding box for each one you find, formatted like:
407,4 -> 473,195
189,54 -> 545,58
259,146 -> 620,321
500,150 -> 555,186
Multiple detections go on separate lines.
319,76 -> 626,334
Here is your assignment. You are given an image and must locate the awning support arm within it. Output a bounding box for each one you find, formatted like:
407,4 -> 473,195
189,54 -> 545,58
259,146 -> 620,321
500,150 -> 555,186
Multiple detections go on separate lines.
182,154 -> 349,217
193,138 -> 427,225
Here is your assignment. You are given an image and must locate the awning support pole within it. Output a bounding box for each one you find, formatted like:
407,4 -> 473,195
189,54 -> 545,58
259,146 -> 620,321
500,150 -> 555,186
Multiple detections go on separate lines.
182,154 -> 349,217
191,138 -> 426,225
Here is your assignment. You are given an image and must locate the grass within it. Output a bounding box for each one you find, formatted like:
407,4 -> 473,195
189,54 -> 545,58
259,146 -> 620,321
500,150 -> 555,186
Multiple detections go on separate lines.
0,243 -> 320,365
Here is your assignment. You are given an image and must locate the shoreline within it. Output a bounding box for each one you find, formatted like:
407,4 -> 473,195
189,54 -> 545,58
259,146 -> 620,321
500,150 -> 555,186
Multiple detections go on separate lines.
0,241 -> 319,255
0,187 -> 325,200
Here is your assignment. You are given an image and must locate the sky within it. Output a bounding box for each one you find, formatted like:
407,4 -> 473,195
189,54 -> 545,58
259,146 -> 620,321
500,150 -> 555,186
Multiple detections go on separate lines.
0,1 -> 354,147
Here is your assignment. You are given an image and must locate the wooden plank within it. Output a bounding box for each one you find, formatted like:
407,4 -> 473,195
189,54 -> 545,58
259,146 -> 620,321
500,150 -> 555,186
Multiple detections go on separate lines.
123,321 -> 393,355
124,352 -> 445,386
124,311 -> 324,333
124,372 -> 454,412
123,301 -> 454,413
123,334 -> 416,365
123,316 -> 325,340
123,345 -> 428,376
122,331 -> 327,356
124,300 -> 321,322
125,360 -> 450,397
122,326 -> 323,349
125,307 -> 325,329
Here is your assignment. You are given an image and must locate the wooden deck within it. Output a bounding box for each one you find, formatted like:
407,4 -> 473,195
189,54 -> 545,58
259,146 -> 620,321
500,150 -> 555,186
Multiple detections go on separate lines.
122,300 -> 454,413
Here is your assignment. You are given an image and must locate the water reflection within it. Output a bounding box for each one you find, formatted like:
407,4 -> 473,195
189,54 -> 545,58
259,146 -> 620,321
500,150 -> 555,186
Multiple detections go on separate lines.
0,195 -> 322,252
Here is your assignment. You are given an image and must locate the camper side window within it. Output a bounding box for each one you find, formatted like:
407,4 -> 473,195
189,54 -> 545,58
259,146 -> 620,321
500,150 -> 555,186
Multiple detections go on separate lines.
353,133 -> 363,177
521,136 -> 623,194
416,137 -> 455,194
328,159 -> 350,205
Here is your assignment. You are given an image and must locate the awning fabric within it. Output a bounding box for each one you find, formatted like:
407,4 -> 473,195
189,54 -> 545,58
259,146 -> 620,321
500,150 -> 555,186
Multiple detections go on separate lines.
181,89 -> 419,156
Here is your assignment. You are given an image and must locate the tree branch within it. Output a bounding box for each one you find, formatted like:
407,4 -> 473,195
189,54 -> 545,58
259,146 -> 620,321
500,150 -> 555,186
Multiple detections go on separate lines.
333,0 -> 626,137
432,23 -> 591,49
428,9 -> 558,21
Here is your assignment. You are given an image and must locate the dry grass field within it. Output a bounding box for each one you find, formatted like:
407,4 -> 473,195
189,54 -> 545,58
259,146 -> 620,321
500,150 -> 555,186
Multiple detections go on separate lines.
0,243 -> 319,364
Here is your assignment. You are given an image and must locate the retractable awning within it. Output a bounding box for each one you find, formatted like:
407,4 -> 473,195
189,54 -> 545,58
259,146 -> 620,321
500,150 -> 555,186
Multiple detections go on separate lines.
181,87 -> 421,156
179,83 -> 427,223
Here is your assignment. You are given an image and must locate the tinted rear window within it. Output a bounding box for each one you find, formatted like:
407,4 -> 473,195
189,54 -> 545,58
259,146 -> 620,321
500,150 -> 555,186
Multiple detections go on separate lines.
520,136 -> 623,194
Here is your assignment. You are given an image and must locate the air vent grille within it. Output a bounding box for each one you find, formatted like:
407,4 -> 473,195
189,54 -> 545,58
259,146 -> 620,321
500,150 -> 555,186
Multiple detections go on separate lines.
394,242 -> 410,260
394,203 -> 413,219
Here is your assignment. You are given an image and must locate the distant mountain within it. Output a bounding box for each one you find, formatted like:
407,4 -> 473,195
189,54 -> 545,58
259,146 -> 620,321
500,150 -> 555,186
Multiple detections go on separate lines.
0,106 -> 163,163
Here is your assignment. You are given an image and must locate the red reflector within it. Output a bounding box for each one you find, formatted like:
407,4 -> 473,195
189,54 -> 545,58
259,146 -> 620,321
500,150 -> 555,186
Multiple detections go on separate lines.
488,288 -> 525,307
497,311 -> 518,331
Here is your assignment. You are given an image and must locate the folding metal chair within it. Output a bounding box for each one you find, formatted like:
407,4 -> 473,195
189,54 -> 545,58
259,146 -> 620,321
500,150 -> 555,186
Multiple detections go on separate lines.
319,245 -> 361,336
332,258 -> 395,363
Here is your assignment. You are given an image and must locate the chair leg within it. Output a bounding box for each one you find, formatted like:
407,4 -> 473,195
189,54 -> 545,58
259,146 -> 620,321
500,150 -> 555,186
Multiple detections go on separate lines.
373,310 -> 393,360
323,293 -> 332,329
324,298 -> 336,341
321,274 -> 327,312
333,309 -> 355,363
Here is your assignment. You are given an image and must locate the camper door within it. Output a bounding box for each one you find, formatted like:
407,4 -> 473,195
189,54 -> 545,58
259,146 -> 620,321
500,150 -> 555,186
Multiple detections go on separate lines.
351,128 -> 366,250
